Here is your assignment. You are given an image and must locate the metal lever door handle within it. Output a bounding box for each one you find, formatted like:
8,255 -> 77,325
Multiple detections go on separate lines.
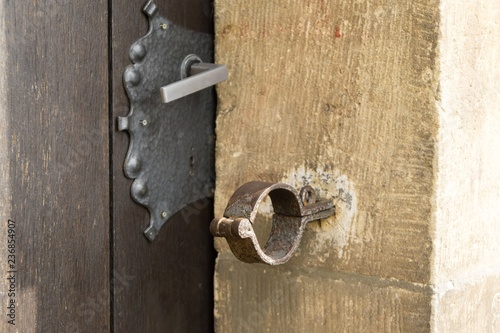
160,63 -> 228,103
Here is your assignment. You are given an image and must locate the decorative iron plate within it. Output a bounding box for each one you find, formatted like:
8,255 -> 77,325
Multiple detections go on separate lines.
119,1 -> 214,241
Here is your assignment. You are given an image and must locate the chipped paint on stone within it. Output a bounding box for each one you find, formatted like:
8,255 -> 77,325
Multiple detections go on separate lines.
282,165 -> 357,259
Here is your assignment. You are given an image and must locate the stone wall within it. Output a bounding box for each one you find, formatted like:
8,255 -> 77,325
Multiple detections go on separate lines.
432,0 -> 500,331
213,0 -> 500,331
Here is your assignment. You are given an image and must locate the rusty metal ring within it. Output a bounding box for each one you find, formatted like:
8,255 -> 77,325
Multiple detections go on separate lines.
210,181 -> 335,265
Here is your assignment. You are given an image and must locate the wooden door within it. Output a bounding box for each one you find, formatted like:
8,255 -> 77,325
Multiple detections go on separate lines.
0,1 -> 215,332
111,0 -> 215,332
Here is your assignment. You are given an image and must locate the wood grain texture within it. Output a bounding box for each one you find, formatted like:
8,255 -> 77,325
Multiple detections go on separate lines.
0,1 -> 110,332
214,0 -> 439,331
111,1 -> 215,332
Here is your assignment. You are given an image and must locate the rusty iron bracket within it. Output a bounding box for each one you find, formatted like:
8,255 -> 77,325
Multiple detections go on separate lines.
210,181 -> 335,265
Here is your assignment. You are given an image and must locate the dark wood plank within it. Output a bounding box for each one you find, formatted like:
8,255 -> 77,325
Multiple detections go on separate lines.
0,1 -> 110,332
112,1 -> 215,332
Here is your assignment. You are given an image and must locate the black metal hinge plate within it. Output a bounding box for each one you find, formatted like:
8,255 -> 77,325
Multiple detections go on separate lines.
119,1 -> 215,241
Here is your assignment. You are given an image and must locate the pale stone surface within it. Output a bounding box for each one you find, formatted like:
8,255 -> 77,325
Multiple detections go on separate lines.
433,0 -> 500,284
430,0 -> 500,330
214,0 -> 500,331
432,273 -> 500,332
